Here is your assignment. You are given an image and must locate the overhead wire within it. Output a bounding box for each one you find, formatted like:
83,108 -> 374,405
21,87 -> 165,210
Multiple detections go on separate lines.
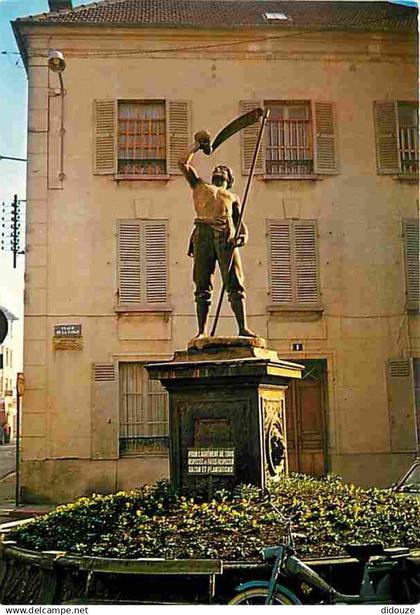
7,6 -> 414,60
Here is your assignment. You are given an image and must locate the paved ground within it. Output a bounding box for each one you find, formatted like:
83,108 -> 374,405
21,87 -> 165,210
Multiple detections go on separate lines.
0,444 -> 52,523
0,444 -> 16,481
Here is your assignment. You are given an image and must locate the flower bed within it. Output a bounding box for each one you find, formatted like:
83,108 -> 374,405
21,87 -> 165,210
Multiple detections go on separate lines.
8,475 -> 420,561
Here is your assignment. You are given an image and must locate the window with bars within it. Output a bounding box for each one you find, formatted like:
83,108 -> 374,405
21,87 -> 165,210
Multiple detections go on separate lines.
267,219 -> 321,307
117,219 -> 169,308
93,99 -> 190,177
374,100 -> 419,176
398,103 -> 419,175
118,101 -> 166,176
265,101 -> 313,176
119,363 -> 169,455
240,100 -> 338,177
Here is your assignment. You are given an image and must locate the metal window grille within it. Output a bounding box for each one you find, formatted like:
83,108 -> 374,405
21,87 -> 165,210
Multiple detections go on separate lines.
118,101 -> 166,175
119,363 -> 169,455
265,101 -> 313,175
398,103 -> 419,175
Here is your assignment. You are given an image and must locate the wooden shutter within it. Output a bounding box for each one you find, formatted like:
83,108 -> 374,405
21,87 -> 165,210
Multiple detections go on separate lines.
313,102 -> 338,174
387,359 -> 417,452
374,101 -> 400,174
167,101 -> 191,174
93,100 -> 117,174
268,220 -> 320,305
92,363 -> 118,459
118,219 -> 168,306
240,100 -> 264,175
144,220 -> 168,304
118,220 -> 141,305
268,220 -> 292,303
294,221 -> 320,304
403,219 -> 420,311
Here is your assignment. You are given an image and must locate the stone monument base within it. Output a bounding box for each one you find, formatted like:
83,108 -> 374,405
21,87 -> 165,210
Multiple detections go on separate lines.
146,337 -> 303,495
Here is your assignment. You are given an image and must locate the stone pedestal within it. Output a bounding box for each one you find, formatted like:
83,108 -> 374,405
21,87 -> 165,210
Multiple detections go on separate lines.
146,337 -> 303,494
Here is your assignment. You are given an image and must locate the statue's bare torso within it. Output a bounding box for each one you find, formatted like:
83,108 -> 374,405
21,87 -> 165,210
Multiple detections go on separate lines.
193,180 -> 239,236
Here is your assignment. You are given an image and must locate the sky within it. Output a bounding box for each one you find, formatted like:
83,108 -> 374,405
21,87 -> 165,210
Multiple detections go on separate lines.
0,0 -> 85,211
0,0 -> 417,211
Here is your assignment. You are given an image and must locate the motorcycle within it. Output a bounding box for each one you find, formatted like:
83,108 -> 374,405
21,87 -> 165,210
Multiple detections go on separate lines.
228,505 -> 420,605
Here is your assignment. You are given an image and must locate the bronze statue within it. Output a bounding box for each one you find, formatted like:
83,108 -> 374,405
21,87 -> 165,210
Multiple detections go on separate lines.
178,130 -> 256,339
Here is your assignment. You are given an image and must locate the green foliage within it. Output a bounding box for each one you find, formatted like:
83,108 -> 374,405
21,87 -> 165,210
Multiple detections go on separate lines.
9,475 -> 420,560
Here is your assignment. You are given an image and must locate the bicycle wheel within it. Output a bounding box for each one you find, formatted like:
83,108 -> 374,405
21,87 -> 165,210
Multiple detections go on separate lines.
228,588 -> 297,605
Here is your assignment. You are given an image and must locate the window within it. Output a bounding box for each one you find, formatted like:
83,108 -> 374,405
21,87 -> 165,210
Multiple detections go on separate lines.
403,219 -> 420,311
266,101 -> 313,176
267,219 -> 321,307
398,103 -> 418,175
414,359 -> 420,450
93,99 -> 190,177
118,101 -> 166,176
374,100 -> 419,176
387,359 -> 418,452
119,363 -> 169,455
240,100 -> 338,177
264,12 -> 288,20
117,219 -> 169,308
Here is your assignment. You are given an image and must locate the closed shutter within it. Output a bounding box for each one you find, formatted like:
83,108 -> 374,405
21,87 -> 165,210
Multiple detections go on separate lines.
313,102 -> 338,174
167,101 -> 191,174
268,220 -> 320,305
93,100 -> 117,174
144,220 -> 168,304
387,359 -> 417,452
91,363 -> 118,459
403,219 -> 420,311
294,221 -> 320,304
240,100 -> 264,175
374,101 -> 400,174
118,219 -> 168,306
268,220 -> 292,303
118,220 -> 141,305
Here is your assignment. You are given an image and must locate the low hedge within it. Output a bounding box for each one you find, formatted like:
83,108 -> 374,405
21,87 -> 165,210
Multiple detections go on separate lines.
8,475 -> 420,561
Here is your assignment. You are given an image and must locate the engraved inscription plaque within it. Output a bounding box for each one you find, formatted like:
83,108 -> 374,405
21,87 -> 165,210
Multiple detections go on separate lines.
188,448 -> 234,475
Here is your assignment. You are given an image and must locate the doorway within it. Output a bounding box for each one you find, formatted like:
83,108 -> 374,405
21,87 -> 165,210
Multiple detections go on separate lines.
285,359 -> 328,476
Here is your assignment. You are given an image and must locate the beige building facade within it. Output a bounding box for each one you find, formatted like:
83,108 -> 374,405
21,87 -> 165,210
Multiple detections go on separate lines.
13,0 -> 419,503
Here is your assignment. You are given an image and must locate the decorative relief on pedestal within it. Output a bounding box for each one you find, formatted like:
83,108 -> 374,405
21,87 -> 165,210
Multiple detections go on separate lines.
194,418 -> 232,448
263,398 -> 287,477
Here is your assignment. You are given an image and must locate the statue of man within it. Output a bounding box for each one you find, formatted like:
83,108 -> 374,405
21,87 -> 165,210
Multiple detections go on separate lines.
178,130 -> 256,339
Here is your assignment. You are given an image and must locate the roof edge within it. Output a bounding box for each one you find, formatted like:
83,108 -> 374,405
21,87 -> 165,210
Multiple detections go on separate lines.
11,20 -> 29,74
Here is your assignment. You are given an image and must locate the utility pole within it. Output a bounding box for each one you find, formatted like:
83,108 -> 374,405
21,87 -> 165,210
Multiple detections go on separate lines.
12,194 -> 18,269
1,195 -> 24,268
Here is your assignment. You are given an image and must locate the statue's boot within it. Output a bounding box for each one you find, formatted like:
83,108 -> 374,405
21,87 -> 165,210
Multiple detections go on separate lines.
230,297 -> 257,338
195,300 -> 210,338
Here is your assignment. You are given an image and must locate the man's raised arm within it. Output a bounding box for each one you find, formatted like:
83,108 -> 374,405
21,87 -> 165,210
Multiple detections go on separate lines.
178,141 -> 201,188
178,130 -> 211,188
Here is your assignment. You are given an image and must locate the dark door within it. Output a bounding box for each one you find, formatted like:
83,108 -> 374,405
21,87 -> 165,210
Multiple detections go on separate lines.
285,360 -> 328,476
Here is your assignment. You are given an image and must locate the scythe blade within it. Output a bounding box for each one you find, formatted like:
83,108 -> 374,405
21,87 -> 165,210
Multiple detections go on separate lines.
209,107 -> 264,154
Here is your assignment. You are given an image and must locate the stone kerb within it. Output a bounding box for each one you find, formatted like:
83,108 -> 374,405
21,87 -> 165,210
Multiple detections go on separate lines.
1,520 -> 419,604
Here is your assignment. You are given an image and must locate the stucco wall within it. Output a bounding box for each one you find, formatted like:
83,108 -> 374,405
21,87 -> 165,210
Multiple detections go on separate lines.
20,26 -> 418,502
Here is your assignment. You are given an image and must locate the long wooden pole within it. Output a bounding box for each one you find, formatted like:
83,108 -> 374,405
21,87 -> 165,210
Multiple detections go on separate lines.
210,108 -> 270,337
